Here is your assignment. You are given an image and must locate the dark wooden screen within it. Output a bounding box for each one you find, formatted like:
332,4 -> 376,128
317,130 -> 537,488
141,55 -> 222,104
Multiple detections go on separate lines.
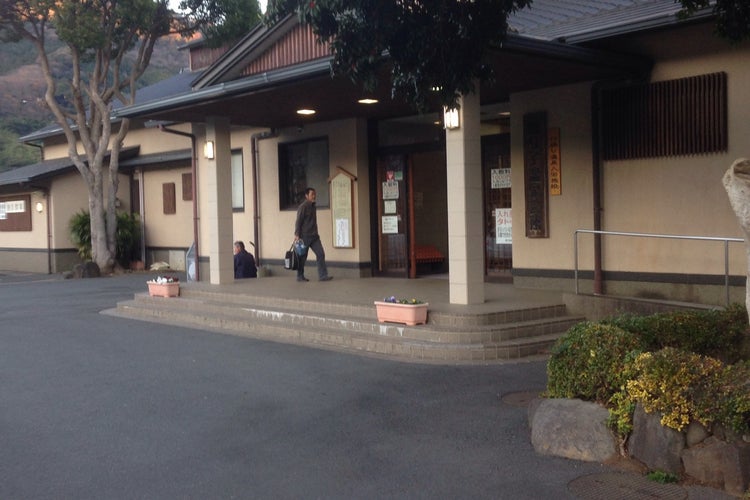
523,112 -> 549,238
163,182 -> 176,214
601,72 -> 727,160
182,173 -> 193,201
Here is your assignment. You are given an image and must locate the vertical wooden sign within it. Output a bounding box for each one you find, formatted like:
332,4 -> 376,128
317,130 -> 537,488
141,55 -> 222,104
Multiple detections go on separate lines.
330,168 -> 355,248
523,112 -> 549,238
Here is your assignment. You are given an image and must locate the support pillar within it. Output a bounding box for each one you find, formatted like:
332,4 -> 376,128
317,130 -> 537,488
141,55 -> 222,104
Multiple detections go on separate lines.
204,117 -> 234,284
446,93 -> 485,305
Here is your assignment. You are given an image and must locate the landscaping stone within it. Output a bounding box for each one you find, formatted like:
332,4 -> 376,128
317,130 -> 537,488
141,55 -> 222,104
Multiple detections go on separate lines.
685,420 -> 710,447
529,398 -> 618,463
681,436 -> 750,496
627,404 -> 685,475
72,261 -> 100,279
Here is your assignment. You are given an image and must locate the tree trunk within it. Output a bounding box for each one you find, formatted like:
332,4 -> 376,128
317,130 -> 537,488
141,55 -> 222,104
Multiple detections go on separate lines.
89,171 -> 115,274
722,157 -> 750,323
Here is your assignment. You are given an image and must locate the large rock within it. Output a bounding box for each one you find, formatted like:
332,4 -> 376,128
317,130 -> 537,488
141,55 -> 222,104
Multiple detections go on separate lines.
628,404 -> 685,474
529,398 -> 618,462
72,261 -> 101,279
682,437 -> 750,496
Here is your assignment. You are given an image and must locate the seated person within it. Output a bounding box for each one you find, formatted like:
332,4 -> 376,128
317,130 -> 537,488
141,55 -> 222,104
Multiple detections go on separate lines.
233,241 -> 257,278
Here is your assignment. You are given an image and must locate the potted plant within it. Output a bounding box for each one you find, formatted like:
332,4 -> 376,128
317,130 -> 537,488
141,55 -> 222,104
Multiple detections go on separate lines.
147,275 -> 180,297
374,296 -> 428,326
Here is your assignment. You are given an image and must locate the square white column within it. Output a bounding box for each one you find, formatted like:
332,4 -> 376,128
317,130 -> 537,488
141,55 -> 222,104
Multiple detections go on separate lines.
446,92 -> 485,305
204,117 -> 234,284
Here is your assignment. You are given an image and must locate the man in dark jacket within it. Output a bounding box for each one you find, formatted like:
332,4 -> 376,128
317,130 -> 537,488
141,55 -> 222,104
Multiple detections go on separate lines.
294,187 -> 332,282
233,241 -> 257,279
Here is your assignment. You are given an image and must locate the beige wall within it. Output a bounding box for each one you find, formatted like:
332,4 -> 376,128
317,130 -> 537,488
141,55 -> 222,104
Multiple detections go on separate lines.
141,167 -> 192,249
250,118 -> 371,274
510,82 -> 595,272
509,25 -> 749,303
600,29 -> 750,277
1,190 -> 50,250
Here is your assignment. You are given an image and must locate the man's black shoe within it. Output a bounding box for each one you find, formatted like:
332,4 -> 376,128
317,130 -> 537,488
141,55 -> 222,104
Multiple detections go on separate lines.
297,277 -> 309,282
319,276 -> 333,282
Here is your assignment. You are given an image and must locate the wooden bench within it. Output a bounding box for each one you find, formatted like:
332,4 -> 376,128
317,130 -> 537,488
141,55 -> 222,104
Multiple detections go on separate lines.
414,245 -> 445,265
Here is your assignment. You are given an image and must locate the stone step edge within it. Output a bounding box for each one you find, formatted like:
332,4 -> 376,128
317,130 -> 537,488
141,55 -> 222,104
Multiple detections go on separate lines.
133,293 -> 577,335
124,296 -> 581,343
176,288 -> 569,327
104,304 -> 563,362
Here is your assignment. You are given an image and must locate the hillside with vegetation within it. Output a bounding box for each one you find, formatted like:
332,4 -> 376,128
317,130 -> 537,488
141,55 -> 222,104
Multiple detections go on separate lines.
0,32 -> 189,172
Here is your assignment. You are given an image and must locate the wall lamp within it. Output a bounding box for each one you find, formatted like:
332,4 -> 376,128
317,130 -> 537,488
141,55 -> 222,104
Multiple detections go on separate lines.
203,140 -> 215,159
443,107 -> 460,130
35,201 -> 44,213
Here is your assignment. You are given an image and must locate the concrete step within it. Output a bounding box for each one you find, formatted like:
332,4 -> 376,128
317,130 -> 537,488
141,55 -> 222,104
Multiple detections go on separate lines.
109,290 -> 582,362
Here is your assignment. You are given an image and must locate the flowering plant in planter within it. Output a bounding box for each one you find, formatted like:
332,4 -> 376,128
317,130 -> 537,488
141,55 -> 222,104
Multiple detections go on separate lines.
383,296 -> 424,304
375,296 -> 428,325
146,275 -> 180,297
147,275 -> 179,284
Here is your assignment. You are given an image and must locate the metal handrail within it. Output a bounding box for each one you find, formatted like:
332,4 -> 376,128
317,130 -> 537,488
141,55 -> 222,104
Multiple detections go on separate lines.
574,229 -> 745,306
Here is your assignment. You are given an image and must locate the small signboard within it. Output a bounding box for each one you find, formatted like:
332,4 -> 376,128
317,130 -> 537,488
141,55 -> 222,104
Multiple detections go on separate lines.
330,170 -> 355,248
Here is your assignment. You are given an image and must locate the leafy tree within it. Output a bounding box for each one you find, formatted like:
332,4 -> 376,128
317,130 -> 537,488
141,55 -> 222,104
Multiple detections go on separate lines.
678,0 -> 750,42
265,0 -> 532,111
0,0 -> 261,273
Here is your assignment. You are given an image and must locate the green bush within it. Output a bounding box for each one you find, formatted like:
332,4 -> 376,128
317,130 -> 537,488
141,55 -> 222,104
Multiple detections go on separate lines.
603,304 -> 749,363
546,322 -> 645,404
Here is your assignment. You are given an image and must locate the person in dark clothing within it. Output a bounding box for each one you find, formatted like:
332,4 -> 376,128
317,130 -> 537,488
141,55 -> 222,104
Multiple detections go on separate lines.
294,187 -> 332,282
233,241 -> 257,279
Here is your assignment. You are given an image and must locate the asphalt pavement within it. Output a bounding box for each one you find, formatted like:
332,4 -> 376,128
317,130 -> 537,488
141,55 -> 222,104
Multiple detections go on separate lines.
0,272 -> 710,499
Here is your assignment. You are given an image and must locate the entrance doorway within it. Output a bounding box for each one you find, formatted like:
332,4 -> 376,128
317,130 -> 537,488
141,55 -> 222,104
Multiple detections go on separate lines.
375,151 -> 448,278
483,134 -> 513,281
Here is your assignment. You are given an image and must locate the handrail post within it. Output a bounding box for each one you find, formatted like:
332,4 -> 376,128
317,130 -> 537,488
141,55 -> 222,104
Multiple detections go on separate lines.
573,229 -> 578,295
725,239 -> 730,306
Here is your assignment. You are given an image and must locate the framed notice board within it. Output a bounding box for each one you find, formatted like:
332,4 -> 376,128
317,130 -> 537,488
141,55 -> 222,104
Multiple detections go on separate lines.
330,168 -> 356,248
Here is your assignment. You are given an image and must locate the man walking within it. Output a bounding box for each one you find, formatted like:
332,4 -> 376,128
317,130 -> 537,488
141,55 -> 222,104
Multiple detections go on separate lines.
294,187 -> 332,282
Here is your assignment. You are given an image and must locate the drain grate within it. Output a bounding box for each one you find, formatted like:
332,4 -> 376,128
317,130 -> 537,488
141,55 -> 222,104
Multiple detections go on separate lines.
569,472 -> 686,500
500,390 -> 542,408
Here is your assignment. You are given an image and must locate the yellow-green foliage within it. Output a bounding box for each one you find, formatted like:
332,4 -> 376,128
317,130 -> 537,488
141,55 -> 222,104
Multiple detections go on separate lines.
627,348 -> 750,433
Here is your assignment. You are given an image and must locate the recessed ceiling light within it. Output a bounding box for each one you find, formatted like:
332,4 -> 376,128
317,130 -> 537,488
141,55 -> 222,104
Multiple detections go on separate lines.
297,108 -> 316,115
358,98 -> 378,104
499,111 -> 510,116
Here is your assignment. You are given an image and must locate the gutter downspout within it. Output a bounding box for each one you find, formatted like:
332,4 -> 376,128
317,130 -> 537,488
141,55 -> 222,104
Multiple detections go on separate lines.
591,84 -> 604,295
159,125 -> 200,281
250,129 -> 277,265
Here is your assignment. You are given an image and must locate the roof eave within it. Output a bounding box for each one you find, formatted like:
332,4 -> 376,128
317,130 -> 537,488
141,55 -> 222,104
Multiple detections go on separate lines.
115,57 -> 333,119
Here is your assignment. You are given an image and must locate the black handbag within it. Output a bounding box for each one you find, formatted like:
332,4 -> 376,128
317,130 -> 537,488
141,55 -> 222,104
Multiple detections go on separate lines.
284,242 -> 299,270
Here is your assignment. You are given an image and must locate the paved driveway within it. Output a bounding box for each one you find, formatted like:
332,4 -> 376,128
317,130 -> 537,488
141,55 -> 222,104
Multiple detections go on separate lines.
1,273 -> 607,499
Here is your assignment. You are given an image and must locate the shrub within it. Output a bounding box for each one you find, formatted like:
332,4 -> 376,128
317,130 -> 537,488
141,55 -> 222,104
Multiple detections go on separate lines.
69,210 -> 92,260
68,210 -> 140,267
604,304 -> 749,363
627,348 -> 750,434
546,322 -> 645,404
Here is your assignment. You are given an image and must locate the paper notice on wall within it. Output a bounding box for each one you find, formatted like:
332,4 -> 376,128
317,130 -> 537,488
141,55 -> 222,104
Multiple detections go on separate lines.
495,208 -> 512,244
382,180 -> 399,200
0,202 -> 6,220
381,215 -> 399,234
384,200 -> 396,214
491,168 -> 511,189
335,218 -> 351,247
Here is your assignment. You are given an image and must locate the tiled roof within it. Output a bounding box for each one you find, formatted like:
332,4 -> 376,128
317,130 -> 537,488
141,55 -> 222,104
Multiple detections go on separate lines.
0,146 -> 139,188
509,0 -> 689,42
